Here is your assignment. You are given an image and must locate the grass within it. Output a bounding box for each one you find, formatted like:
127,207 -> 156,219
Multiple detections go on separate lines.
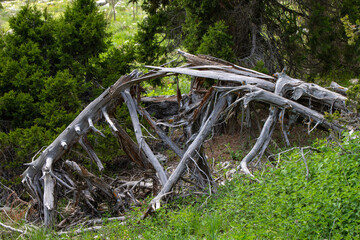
124,134 -> 360,239
108,2 -> 145,47
0,0 -> 70,30
143,75 -> 192,97
90,132 -> 360,239
0,0 -> 143,46
6,131 -> 360,239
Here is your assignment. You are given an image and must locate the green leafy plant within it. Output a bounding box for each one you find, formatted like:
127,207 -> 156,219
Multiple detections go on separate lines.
60,131 -> 360,239
143,75 -> 191,97
346,81 -> 360,113
197,20 -> 235,62
225,143 -> 243,161
341,15 -> 360,46
253,60 -> 270,74
324,110 -> 341,122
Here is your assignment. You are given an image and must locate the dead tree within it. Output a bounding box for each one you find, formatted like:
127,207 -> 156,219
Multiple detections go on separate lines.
22,71 -> 169,227
146,52 -> 348,209
21,50 -> 354,228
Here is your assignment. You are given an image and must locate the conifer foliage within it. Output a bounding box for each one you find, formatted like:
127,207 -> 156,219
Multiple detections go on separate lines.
135,0 -> 360,78
0,0 -> 131,187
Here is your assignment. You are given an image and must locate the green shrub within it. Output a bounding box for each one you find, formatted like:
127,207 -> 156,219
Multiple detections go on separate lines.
346,80 -> 360,114
0,1 -> 135,189
253,60 -> 270,75
197,20 -> 235,62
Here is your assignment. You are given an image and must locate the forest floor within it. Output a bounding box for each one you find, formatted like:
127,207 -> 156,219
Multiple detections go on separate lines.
4,119 -> 356,239
0,95 -> 328,238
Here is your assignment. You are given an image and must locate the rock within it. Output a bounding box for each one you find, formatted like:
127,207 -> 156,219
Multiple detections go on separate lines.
96,0 -> 107,6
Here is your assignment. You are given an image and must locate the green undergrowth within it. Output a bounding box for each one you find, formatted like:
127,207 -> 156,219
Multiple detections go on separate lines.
109,2 -> 145,47
143,75 -> 192,97
12,131 -> 360,239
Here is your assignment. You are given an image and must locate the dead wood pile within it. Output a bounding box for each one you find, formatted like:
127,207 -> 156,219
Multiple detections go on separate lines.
12,50 -> 354,230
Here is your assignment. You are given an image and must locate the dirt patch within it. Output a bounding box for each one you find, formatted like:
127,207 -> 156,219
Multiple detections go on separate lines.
201,110 -> 327,181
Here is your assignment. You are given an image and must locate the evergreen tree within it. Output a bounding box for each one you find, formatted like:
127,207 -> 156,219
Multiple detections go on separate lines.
135,0 -> 360,78
56,0 -> 109,71
0,0 -> 133,188
197,20 -> 235,62
0,5 -> 57,130
290,0 -> 360,78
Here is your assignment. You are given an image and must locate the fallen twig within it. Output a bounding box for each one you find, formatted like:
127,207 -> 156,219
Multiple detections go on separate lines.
0,222 -> 24,234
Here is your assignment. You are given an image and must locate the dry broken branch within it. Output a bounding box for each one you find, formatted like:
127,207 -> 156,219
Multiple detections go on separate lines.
0,221 -> 25,234
20,50 -> 356,228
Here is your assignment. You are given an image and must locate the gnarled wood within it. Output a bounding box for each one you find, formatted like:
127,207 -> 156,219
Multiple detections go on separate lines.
22,71 -> 170,226
20,50 -> 356,227
121,89 -> 168,186
150,93 -> 228,210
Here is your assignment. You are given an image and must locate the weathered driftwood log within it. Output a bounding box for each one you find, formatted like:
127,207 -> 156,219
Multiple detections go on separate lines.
330,81 -> 348,96
79,136 -> 104,172
121,89 -> 168,186
141,96 -> 179,119
21,71 -> 170,227
21,50 -> 355,227
139,106 -> 184,158
236,73 -> 296,176
272,73 -> 348,113
177,50 -> 274,80
144,56 -> 351,211
147,66 -> 275,92
216,74 -> 345,175
239,107 -> 279,176
150,93 -> 228,210
216,86 -> 343,133
111,120 -> 148,168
